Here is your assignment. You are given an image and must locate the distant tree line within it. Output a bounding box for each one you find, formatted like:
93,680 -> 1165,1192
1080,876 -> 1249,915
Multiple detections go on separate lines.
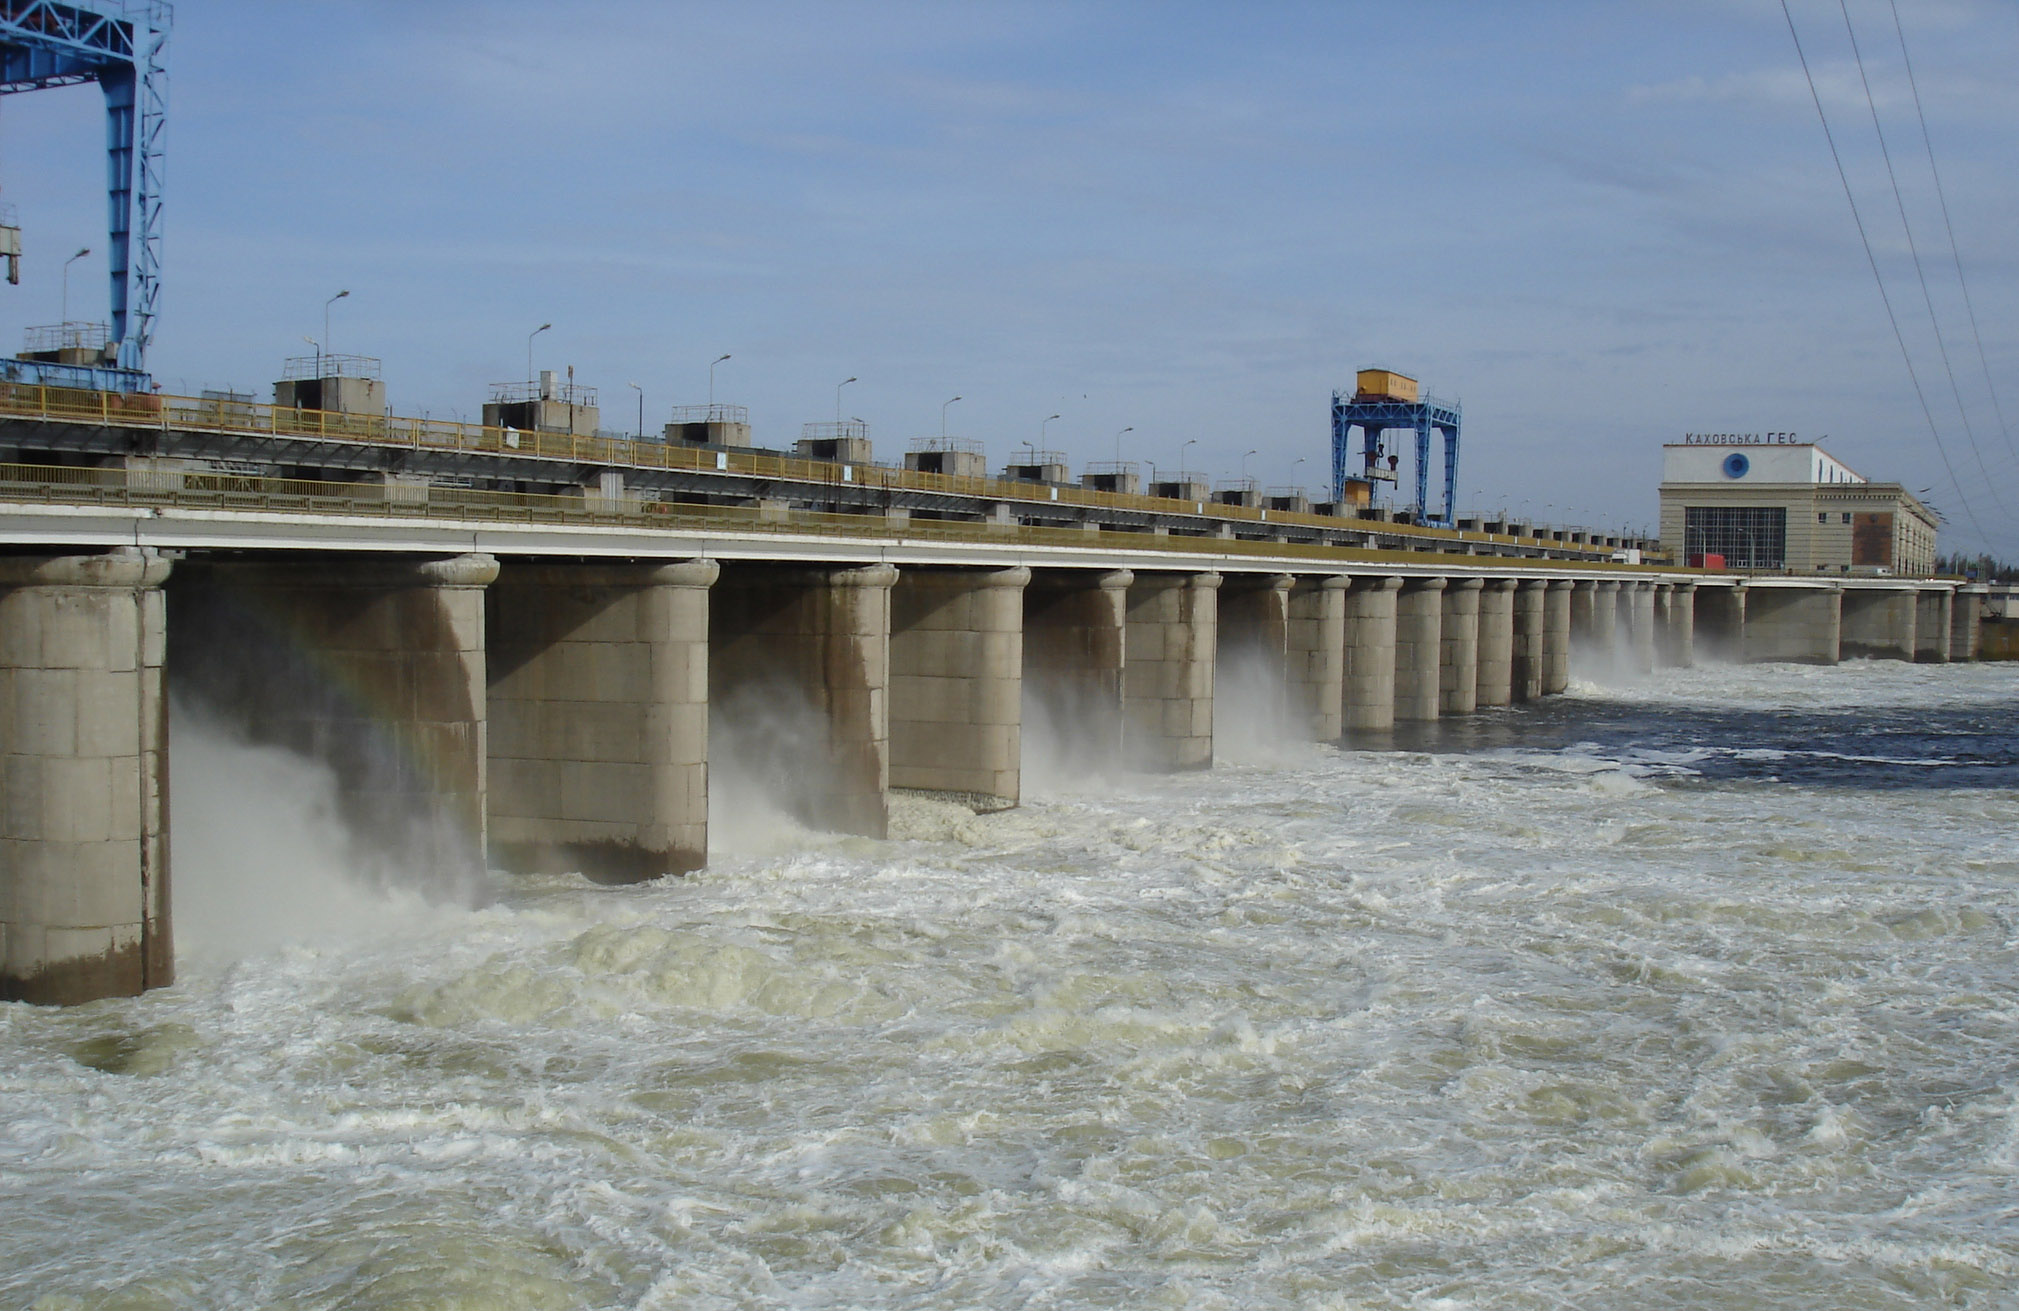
1937,552 -> 2019,582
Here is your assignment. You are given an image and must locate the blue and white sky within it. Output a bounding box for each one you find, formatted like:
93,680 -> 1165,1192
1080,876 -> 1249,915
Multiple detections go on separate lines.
4,0 -> 2016,553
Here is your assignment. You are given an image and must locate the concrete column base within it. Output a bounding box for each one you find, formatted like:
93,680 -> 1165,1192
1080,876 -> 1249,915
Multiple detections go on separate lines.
1511,579 -> 1547,701
1,550 -> 173,1005
890,566 -> 1029,805
1125,572 -> 1221,770
1664,584 -> 1697,668
1288,576 -> 1347,740
1542,580 -> 1573,695
1916,589 -> 1953,663
1439,578 -> 1484,715
1394,577 -> 1446,722
487,560 -> 717,883
1343,577 -> 1401,733
1951,589 -> 1984,661
1475,579 -> 1516,708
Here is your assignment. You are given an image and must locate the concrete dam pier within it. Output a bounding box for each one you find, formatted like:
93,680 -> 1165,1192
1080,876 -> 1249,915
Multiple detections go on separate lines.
0,542 -> 1992,1005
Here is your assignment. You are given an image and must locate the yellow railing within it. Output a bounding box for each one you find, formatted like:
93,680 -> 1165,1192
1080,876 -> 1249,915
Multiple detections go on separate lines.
0,381 -> 1665,563
0,460 -> 1686,573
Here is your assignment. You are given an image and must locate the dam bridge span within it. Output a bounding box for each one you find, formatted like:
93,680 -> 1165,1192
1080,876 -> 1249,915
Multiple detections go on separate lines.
0,432 -> 1994,1006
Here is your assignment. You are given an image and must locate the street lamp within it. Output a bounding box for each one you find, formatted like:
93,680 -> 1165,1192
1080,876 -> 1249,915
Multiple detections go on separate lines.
301,335 -> 321,378
942,395 -> 962,440
1181,437 -> 1197,475
628,381 -> 643,440
61,247 -> 89,331
527,323 -> 552,391
1041,414 -> 1060,448
1114,425 -> 1133,463
709,353 -> 730,408
324,289 -> 350,362
837,376 -> 857,424
1241,448 -> 1258,482
1293,456 -> 1306,490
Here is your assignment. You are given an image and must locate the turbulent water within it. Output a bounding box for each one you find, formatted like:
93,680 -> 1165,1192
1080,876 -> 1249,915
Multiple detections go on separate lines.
4,659 -> 2017,1310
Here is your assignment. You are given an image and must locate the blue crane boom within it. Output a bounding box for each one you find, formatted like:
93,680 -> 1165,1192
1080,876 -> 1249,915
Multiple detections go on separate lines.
0,0 -> 169,375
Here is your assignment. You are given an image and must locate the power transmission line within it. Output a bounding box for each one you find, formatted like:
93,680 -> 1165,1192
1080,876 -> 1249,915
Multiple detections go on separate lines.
1888,0 -> 2018,469
1838,0 -> 2008,516
1777,0 -> 1990,544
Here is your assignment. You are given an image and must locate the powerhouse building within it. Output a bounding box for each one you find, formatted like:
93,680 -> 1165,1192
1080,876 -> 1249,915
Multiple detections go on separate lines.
1658,435 -> 1937,576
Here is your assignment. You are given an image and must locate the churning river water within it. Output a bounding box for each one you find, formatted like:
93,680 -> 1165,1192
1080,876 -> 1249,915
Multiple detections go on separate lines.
4,659 -> 2018,1309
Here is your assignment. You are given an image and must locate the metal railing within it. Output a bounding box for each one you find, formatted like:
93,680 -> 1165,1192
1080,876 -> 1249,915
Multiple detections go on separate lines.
281,353 -> 382,381
668,404 -> 749,425
0,459 -> 1668,572
0,380 -> 1659,562
22,322 -> 110,353
489,380 -> 598,406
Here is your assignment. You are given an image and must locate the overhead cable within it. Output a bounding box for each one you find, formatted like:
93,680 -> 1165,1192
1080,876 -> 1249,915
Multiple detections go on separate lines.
1888,0 -> 2018,469
1777,0 -> 1990,544
1838,0 -> 2008,516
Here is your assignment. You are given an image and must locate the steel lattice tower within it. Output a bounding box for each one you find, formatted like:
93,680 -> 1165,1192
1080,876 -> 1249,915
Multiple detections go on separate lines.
1331,388 -> 1461,526
0,1 -> 170,374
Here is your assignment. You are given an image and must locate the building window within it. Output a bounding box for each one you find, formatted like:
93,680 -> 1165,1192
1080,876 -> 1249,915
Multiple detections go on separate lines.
1819,512 -> 1829,523
1684,505 -> 1787,569
1842,512 -> 1852,524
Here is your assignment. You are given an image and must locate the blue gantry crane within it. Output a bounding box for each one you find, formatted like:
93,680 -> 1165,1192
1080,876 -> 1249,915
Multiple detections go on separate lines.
1330,367 -> 1461,526
0,0 -> 169,386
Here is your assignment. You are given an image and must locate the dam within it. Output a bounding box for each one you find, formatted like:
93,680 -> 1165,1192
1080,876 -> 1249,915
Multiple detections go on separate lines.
0,388 -> 1998,1006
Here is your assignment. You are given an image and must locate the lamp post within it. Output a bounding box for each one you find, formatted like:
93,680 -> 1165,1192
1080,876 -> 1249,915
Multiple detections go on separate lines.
836,376 -> 856,425
1114,425 -> 1133,464
1181,437 -> 1197,477
527,323 -> 552,392
1241,448 -> 1258,483
302,335 -> 320,378
1293,456 -> 1306,491
942,395 -> 962,441
628,381 -> 643,440
709,353 -> 730,409
61,246 -> 89,334
1041,414 -> 1060,451
324,289 -> 350,365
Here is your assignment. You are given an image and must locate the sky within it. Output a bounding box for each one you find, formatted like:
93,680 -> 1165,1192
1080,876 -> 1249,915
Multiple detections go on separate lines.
2,0 -> 2016,555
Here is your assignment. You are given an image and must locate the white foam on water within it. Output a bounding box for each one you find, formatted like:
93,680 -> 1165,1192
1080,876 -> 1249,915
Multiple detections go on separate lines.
168,703 -> 480,962
2,662 -> 2016,1307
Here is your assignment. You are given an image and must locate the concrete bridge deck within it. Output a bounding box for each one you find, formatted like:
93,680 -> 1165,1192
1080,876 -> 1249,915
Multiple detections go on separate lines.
0,386 -> 1649,560
0,410 -> 1994,1007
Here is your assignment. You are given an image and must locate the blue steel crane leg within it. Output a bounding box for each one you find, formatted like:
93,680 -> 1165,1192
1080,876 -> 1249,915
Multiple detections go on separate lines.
1362,423 -> 1385,512
1441,422 -> 1460,527
102,64 -> 134,354
1414,416 -> 1431,522
1330,400 -> 1347,503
